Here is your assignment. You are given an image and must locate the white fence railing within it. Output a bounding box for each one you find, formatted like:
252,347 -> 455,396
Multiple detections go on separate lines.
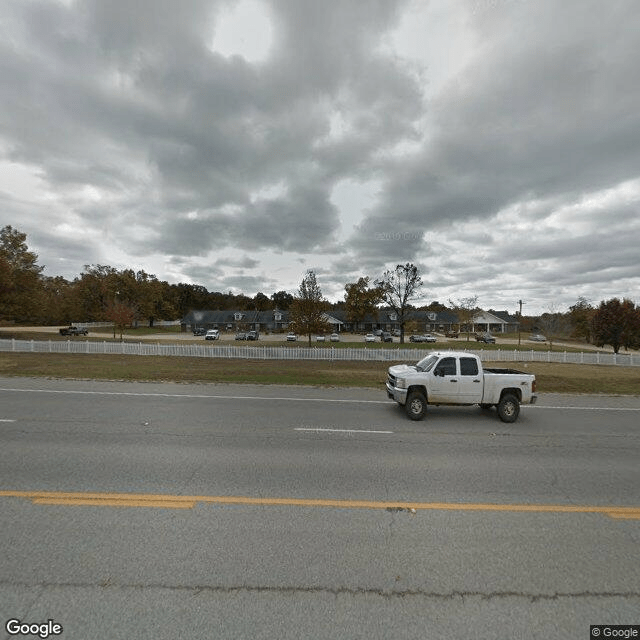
1,339 -> 638,366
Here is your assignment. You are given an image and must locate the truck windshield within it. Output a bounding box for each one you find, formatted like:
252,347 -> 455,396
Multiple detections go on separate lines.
415,354 -> 438,372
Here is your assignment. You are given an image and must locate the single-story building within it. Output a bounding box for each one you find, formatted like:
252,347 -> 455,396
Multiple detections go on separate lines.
181,309 -> 344,333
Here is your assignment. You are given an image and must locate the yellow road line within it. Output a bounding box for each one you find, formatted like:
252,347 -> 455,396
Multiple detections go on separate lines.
1,490 -> 639,519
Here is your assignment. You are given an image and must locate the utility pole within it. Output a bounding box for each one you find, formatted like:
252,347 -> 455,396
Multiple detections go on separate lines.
517,299 -> 525,346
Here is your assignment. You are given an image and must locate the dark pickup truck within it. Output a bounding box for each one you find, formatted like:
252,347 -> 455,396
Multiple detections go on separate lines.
475,332 -> 496,343
59,326 -> 88,336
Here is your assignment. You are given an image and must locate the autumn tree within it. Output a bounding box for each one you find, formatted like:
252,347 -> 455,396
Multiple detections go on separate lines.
344,276 -> 382,332
448,296 -> 479,341
591,298 -> 640,354
569,297 -> 595,343
105,300 -> 137,340
375,263 -> 423,343
0,225 -> 44,322
289,271 -> 331,346
38,276 -> 75,325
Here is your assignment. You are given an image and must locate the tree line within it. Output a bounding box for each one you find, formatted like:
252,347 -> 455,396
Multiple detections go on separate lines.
0,226 -> 295,327
1,226 -> 639,351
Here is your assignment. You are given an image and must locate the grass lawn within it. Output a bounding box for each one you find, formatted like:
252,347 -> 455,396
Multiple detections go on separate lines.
0,352 -> 638,395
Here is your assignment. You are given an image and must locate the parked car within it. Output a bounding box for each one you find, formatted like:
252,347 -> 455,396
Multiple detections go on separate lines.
192,327 -> 206,336
409,334 -> 437,343
235,332 -> 246,340
205,329 -> 219,340
392,330 -> 401,337
364,333 -> 376,342
475,332 -> 496,344
529,334 -> 547,342
59,326 -> 88,336
381,332 -> 393,343
330,333 -> 340,342
246,330 -> 259,340
374,330 -> 383,336
286,333 -> 297,341
445,331 -> 459,338
316,335 -> 326,341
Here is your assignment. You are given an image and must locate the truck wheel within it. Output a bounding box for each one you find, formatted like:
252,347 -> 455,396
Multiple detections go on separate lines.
497,394 -> 520,423
405,391 -> 427,421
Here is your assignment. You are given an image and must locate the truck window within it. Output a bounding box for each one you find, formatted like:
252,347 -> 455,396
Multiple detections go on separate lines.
460,357 -> 479,376
435,357 -> 456,376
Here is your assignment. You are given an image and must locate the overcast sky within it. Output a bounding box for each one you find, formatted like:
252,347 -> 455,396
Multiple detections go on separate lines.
1,0 -> 639,315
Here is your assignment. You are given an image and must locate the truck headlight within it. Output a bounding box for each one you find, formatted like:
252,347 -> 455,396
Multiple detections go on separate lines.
396,377 -> 407,389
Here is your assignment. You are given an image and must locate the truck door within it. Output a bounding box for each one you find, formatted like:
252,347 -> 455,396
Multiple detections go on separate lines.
458,357 -> 483,403
429,356 -> 459,403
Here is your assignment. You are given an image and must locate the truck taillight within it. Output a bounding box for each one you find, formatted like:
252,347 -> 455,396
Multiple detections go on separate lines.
532,380 -> 537,393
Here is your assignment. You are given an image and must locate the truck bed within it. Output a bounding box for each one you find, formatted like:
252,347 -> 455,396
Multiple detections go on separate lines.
483,367 -> 529,375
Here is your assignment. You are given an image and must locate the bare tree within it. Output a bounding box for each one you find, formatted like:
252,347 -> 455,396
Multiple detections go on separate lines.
537,304 -> 570,351
375,263 -> 422,343
448,296 -> 479,341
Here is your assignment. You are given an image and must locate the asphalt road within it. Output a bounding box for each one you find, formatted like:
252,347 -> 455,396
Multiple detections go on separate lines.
1,377 -> 639,639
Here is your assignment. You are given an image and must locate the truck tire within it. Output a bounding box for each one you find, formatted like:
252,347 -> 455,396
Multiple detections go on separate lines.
497,394 -> 520,423
405,391 -> 427,421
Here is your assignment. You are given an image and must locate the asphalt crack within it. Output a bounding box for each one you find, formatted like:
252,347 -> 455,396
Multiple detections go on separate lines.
2,580 -> 639,602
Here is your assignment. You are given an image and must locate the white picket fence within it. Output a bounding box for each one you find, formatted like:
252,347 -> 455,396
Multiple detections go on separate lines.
1,339 -> 638,366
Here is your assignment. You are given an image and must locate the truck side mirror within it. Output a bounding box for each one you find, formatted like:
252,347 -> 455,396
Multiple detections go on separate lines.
434,368 -> 443,377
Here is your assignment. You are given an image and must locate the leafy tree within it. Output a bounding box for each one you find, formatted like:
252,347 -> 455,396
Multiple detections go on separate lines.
344,276 -> 382,332
375,263 -> 423,344
271,290 -> 294,310
105,300 -> 137,340
38,276 -> 74,325
171,283 -> 211,317
0,226 -> 44,322
71,265 -> 118,322
253,292 -> 271,311
289,271 -> 331,346
569,297 -> 595,343
422,300 -> 449,312
591,298 -> 640,354
448,296 -> 479,341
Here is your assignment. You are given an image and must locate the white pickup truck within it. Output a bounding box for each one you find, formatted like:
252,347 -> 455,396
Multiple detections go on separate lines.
386,351 -> 537,423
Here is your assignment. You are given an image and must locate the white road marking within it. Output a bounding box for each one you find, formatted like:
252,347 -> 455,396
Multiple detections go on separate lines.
0,388 -> 639,410
0,387 -> 387,404
528,406 -> 640,411
295,428 -> 393,434
0,419 -> 16,422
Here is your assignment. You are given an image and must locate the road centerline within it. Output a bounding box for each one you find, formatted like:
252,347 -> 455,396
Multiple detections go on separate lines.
1,490 -> 639,519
